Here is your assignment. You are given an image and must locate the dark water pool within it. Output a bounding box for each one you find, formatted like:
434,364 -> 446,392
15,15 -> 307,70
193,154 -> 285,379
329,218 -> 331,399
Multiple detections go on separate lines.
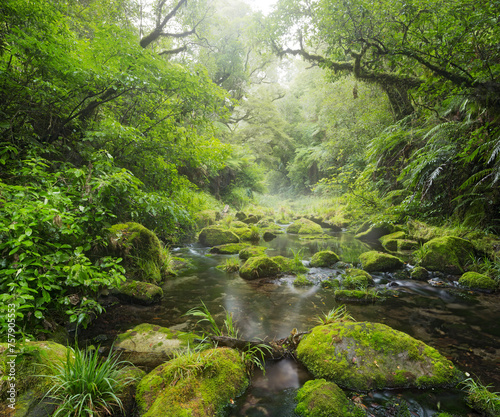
83,228 -> 500,416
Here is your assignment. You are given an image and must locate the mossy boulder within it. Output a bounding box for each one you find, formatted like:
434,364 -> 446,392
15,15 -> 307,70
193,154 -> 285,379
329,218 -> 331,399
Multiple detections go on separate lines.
310,250 -> 340,267
297,322 -> 463,391
209,243 -> 250,255
410,267 -> 429,281
136,347 -> 248,417
334,289 -> 381,303
263,231 -> 277,241
342,269 -> 374,289
418,236 -> 475,274
239,256 -> 281,280
243,214 -> 260,224
397,239 -> 418,251
198,226 -> 240,247
114,280 -> 163,305
359,251 -> 404,272
114,323 -> 197,368
355,222 -> 396,241
239,246 -> 268,260
118,366 -> 147,417
295,379 -> 365,417
230,220 -> 248,228
108,222 -> 169,284
458,272 -> 497,291
235,211 -> 247,221
380,231 -> 406,245
287,218 -> 323,235
230,226 -> 259,241
1,341 -> 69,414
194,210 -> 219,229
271,255 -> 308,274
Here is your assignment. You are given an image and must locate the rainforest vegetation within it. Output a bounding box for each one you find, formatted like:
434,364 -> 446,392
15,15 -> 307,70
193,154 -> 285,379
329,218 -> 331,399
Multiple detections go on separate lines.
1,0 -> 500,408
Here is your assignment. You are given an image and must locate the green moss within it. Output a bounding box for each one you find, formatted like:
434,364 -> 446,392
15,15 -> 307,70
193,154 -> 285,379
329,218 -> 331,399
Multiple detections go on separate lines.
230,226 -> 259,241
293,274 -> 313,287
418,236 -> 474,274
271,256 -> 309,274
380,231 -> 406,245
459,272 -> 497,291
194,210 -> 219,229
136,348 -> 248,417
296,322 -> 462,391
239,246 -> 268,260
287,218 -> 323,234
359,251 -> 404,272
198,226 -> 240,247
310,251 -> 340,267
209,243 -> 250,255
355,222 -> 395,241
410,267 -> 429,281
342,269 -> 374,289
334,289 -> 380,302
108,222 -> 169,283
115,280 -> 163,305
295,379 -> 365,417
230,221 -> 249,228
239,256 -> 280,280
397,239 -> 418,251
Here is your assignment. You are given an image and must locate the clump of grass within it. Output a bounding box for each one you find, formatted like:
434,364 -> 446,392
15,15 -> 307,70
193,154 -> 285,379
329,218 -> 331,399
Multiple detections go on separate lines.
315,304 -> 355,325
41,345 -> 133,417
186,301 -> 239,339
293,274 -> 312,287
217,258 -> 240,273
161,245 -> 175,275
460,377 -> 500,416
241,343 -> 273,376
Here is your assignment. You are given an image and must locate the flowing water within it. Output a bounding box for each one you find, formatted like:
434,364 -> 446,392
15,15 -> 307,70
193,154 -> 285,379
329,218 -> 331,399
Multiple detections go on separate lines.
83,226 -> 500,416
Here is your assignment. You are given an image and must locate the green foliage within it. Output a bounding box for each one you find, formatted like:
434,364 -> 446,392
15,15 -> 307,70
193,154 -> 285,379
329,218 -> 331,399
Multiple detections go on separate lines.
315,305 -> 355,325
293,274 -> 313,287
41,345 -> 134,417
217,258 -> 241,273
185,301 -> 239,339
460,377 -> 500,417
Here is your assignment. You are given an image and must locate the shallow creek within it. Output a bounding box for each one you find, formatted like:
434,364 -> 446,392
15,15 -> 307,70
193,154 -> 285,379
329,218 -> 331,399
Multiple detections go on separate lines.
83,226 -> 500,416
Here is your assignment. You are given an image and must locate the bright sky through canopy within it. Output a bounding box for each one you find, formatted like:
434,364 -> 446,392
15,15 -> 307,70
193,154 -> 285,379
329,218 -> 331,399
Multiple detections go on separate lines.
245,0 -> 277,15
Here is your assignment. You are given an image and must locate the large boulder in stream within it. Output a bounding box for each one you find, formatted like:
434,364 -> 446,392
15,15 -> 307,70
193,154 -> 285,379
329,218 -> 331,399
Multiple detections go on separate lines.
114,323 -> 197,368
136,347 -> 248,417
310,250 -> 340,267
239,256 -> 281,279
108,222 -> 170,284
113,280 -> 163,305
459,272 -> 497,291
287,218 -> 323,235
198,225 -> 240,247
418,236 -> 475,274
295,379 -> 365,417
297,322 -> 463,391
359,251 -> 404,272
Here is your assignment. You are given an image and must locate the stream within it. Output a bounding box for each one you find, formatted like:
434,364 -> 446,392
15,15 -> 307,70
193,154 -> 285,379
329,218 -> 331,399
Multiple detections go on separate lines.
82,225 -> 500,416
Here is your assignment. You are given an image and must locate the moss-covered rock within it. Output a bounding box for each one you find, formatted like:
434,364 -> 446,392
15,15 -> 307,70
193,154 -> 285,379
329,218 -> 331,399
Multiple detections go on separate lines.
114,280 -> 163,305
271,256 -> 308,274
342,269 -> 374,289
355,222 -> 395,241
108,222 -> 169,284
239,246 -> 268,260
359,251 -> 404,272
287,218 -> 323,235
410,267 -> 429,281
263,231 -> 277,241
136,347 -> 248,417
194,210 -> 219,229
295,379 -> 365,417
418,236 -> 475,274
239,256 -> 281,280
398,239 -> 418,251
198,226 -> 240,247
310,251 -> 340,267
230,226 -> 259,241
334,289 -> 381,303
209,243 -> 250,255
230,221 -> 249,229
380,231 -> 406,245
118,366 -> 147,417
114,323 -> 197,368
293,274 -> 313,286
0,341 -> 69,414
235,212 -> 247,221
458,272 -> 497,291
296,321 -> 463,391
243,215 -> 260,224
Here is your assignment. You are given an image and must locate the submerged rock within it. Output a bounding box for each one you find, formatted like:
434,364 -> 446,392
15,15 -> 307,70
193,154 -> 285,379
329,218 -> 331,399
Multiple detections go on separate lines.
114,280 -> 163,305
114,323 -> 197,368
239,256 -> 280,280
418,236 -> 474,274
136,347 -> 248,417
287,218 -> 323,235
359,251 -> 404,272
459,272 -> 497,291
108,222 -> 170,284
295,379 -> 365,417
296,321 -> 463,391
198,226 -> 240,247
309,250 -> 340,267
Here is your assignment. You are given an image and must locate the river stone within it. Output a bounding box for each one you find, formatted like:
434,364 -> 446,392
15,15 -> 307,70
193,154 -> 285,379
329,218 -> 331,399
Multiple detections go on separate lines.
108,222 -> 170,284
194,210 -> 219,229
296,321 -> 463,391
458,272 -> 497,291
230,226 -> 259,241
114,323 -> 196,368
355,222 -> 396,241
418,236 -> 474,274
209,243 -> 250,254
342,268 -> 374,289
310,250 -> 340,267
410,266 -> 429,281
287,218 -> 323,234
239,245 -> 268,260
359,251 -> 404,272
114,280 -> 163,305
198,226 -> 240,247
295,379 -> 365,417
263,231 -> 277,241
136,347 -> 248,417
239,256 -> 280,279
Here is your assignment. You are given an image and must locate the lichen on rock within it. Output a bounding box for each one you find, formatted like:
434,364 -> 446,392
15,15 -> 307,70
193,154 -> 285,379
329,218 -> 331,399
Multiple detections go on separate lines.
296,321 -> 463,391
